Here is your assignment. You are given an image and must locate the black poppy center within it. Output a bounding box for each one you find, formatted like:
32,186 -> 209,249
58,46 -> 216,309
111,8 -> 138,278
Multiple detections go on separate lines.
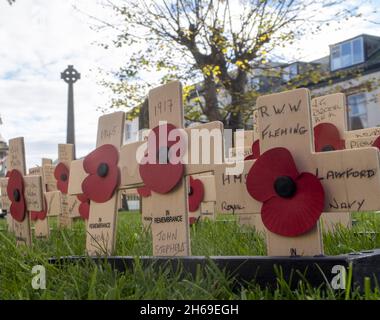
321,144 -> 335,152
157,146 -> 170,164
274,176 -> 297,198
188,186 -> 193,196
60,173 -> 68,182
13,189 -> 21,202
97,163 -> 109,177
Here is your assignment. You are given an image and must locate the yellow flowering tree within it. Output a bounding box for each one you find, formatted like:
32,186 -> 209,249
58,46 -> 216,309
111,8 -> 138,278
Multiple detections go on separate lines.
98,0 -> 362,129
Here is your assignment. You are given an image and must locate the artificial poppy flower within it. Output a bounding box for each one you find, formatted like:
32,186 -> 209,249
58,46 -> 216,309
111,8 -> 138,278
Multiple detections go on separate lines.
372,136 -> 380,150
6,169 -> 26,222
314,123 -> 345,152
82,144 -> 120,203
139,123 -> 185,194
188,176 -> 204,212
30,197 -> 48,221
54,162 -> 70,194
189,216 -> 200,225
245,140 -> 260,160
137,186 -> 151,198
246,147 -> 324,237
77,194 -> 90,220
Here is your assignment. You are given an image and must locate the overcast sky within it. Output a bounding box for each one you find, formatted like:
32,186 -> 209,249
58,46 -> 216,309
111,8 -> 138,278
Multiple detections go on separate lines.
1,0 -> 380,168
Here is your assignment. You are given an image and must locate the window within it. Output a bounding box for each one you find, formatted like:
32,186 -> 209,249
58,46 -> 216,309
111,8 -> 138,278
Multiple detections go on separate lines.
331,37 -> 364,71
249,77 -> 260,90
125,123 -> 132,140
283,63 -> 298,82
347,93 -> 368,129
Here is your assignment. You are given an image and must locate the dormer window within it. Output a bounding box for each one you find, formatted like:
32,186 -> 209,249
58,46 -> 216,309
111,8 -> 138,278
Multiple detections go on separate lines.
330,37 -> 364,71
283,63 -> 298,81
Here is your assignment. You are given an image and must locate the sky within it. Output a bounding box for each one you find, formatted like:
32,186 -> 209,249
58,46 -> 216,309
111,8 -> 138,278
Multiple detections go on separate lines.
1,0 -> 380,168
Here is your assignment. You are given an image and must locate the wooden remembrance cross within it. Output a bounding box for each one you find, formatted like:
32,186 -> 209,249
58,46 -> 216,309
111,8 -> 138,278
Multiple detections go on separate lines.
55,144 -> 81,229
345,126 -> 380,150
28,164 -> 50,238
232,111 -> 266,233
67,81 -> 221,257
118,81 -> 223,256
29,159 -> 62,239
311,93 -> 352,231
0,137 -> 43,246
68,111 -> 125,255
216,88 -> 380,256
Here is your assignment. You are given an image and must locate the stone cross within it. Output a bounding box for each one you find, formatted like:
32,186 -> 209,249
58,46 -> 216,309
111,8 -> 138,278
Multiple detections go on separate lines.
61,65 -> 80,152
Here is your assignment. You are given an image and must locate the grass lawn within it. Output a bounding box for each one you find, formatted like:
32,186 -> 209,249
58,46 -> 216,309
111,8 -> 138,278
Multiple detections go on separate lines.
0,212 -> 379,299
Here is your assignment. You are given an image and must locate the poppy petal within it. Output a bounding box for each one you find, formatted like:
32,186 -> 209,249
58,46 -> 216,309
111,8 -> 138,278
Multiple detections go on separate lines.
372,136 -> 380,150
30,197 -> 48,221
188,176 -> 204,212
79,201 -> 90,220
246,147 -> 299,202
39,197 -> 48,220
314,123 -> 345,152
83,144 -> 119,174
137,187 -> 151,198
82,165 -> 119,203
77,193 -> 89,203
54,163 -> 69,194
189,217 -> 198,225
261,172 -> 324,237
244,140 -> 260,161
139,123 -> 185,194
140,163 -> 184,194
10,200 -> 26,222
30,211 -> 38,221
150,123 -> 183,150
7,170 -> 26,222
252,140 -> 260,159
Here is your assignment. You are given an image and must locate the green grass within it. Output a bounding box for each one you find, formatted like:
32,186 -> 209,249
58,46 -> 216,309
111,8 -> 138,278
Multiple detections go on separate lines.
0,212 -> 379,299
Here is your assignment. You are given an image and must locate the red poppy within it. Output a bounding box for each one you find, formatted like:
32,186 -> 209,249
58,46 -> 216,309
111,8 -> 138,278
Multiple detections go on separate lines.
189,216 -> 200,225
314,123 -> 345,152
137,186 -> 151,198
188,176 -> 204,212
54,162 -> 70,194
245,140 -> 260,160
6,169 -> 26,222
139,123 -> 185,194
372,136 -> 380,150
246,147 -> 324,237
82,144 -> 120,203
30,197 -> 48,221
77,194 -> 90,220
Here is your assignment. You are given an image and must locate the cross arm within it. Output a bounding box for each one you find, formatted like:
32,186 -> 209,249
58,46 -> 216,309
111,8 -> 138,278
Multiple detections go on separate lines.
310,147 -> 380,212
0,175 -> 43,211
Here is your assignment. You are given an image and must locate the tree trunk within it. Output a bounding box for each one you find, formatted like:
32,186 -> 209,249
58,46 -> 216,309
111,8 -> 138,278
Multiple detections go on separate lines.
225,73 -> 247,132
202,76 -> 223,122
